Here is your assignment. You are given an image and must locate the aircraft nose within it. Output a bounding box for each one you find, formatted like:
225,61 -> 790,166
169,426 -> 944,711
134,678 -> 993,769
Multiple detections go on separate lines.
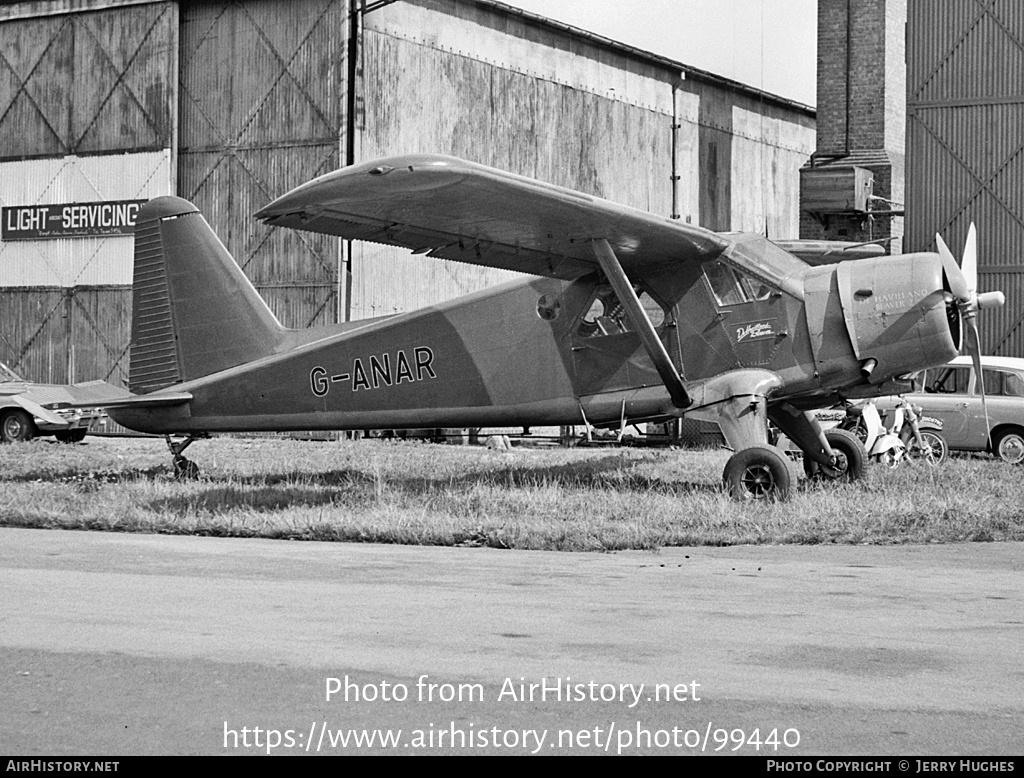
834,252 -> 959,383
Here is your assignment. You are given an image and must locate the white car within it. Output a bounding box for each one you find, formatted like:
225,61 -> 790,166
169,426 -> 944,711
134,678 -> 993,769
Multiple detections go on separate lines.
887,355 -> 1024,464
0,361 -> 122,444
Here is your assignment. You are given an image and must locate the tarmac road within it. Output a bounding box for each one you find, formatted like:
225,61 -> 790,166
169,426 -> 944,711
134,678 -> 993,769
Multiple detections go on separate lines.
0,526 -> 1021,756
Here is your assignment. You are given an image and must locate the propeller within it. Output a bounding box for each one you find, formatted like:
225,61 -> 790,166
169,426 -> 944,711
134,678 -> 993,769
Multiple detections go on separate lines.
936,223 -> 1006,445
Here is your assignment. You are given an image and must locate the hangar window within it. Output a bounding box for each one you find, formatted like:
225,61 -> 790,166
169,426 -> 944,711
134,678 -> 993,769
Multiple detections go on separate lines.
577,285 -> 666,338
703,261 -> 772,307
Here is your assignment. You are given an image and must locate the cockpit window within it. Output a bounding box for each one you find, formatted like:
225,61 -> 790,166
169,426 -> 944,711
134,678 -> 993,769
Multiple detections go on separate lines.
703,261 -> 772,307
576,284 -> 666,338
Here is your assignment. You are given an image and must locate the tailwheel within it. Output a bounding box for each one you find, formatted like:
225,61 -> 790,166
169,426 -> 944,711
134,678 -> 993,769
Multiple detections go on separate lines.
165,434 -> 205,480
804,428 -> 866,482
55,428 -> 87,444
723,445 -> 792,501
173,456 -> 200,479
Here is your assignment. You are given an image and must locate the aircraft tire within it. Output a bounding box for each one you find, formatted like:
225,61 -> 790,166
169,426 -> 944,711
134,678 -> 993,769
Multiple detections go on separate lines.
804,428 -> 865,482
723,445 -> 792,501
1,409 -> 35,443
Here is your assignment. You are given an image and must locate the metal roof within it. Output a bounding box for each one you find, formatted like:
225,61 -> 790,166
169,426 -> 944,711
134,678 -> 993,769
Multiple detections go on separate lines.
471,0 -> 816,116
1,0 -> 816,117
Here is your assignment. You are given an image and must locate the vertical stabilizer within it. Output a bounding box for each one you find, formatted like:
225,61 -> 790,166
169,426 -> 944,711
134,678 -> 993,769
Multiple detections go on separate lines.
129,196 -> 285,393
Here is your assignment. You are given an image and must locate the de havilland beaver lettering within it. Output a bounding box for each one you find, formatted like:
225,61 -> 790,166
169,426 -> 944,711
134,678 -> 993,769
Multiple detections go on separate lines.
91,154 -> 1004,499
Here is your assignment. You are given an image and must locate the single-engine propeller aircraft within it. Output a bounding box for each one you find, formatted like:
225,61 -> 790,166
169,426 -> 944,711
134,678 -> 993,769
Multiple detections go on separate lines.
96,154 -> 1004,498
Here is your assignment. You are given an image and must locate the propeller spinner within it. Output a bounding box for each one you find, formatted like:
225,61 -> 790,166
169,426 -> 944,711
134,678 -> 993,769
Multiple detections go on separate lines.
936,223 -> 1006,443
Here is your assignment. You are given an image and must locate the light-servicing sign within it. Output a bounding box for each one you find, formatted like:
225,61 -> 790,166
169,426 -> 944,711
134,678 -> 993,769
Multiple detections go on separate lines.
1,200 -> 147,240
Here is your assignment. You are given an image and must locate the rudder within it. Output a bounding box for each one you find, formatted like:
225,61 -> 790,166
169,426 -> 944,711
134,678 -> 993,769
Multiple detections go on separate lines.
129,196 -> 285,393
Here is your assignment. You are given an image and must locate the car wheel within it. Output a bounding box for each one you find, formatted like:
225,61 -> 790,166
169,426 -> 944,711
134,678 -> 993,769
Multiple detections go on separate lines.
55,429 -> 88,444
993,429 -> 1024,465
904,429 -> 948,465
804,428 -> 866,482
723,445 -> 792,501
0,409 -> 35,443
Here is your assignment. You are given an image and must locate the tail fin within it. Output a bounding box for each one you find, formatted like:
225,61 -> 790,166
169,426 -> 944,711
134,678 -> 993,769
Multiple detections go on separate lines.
129,196 -> 285,394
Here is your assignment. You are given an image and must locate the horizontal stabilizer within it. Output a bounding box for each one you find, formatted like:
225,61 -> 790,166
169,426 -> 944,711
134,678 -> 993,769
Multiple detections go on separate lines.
61,391 -> 193,411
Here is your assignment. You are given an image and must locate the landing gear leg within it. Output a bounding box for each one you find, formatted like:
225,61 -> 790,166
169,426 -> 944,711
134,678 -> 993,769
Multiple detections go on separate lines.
768,403 -> 866,483
165,434 -> 203,479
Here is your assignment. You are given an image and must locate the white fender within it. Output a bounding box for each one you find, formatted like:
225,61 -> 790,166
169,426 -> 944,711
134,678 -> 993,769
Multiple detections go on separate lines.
862,402 -> 884,453
872,432 -> 906,466
889,406 -> 905,435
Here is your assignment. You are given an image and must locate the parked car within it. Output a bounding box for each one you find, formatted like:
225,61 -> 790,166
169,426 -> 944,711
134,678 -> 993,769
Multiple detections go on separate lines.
878,355 -> 1024,464
0,361 -> 123,444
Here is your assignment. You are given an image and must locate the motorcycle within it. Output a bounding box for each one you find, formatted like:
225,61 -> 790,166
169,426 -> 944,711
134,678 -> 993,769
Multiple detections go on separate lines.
838,396 -> 948,467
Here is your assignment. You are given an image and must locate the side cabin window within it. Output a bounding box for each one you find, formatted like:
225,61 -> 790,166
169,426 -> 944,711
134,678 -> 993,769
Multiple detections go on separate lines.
576,284 -> 666,338
702,261 -> 772,307
982,368 -> 1024,398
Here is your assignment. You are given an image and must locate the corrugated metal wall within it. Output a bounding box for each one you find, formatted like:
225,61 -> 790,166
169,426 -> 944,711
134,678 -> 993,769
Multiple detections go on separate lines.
906,0 -> 1024,356
177,0 -> 347,329
0,286 -> 132,385
353,0 -> 814,319
0,1 -> 177,384
353,22 -> 674,317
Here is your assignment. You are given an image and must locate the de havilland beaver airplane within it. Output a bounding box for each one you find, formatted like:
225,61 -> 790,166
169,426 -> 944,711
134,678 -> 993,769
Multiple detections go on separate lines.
94,154 -> 1004,499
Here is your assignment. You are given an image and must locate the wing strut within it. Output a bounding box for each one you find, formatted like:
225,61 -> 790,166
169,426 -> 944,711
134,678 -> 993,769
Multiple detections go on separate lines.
591,239 -> 691,409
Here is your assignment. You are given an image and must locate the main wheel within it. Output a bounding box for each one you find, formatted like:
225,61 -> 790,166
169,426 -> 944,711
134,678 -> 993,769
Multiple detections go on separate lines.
903,429 -> 948,465
55,428 -> 88,444
0,409 -> 35,443
723,445 -> 792,501
804,428 -> 866,482
993,428 -> 1024,465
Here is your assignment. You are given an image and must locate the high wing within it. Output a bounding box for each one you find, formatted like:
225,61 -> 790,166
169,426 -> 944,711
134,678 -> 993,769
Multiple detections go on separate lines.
255,154 -> 730,280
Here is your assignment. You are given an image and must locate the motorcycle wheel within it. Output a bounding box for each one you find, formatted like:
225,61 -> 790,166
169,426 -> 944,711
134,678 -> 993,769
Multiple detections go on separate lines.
903,429 -> 948,466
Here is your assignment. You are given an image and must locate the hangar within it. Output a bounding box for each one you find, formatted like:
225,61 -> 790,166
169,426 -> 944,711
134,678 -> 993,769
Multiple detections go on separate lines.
0,0 -> 815,387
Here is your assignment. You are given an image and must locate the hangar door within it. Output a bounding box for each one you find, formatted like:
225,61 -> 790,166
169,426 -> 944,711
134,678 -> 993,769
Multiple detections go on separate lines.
0,2 -> 177,384
906,0 -> 1024,357
177,0 -> 348,329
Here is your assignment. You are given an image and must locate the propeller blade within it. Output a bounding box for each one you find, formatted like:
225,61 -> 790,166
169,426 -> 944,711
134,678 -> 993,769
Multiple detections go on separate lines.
965,318 -> 993,444
962,222 -> 978,294
936,232 -> 969,300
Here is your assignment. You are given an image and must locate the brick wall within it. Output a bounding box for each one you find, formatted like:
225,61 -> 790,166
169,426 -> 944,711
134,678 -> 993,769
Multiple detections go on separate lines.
802,0 -> 906,250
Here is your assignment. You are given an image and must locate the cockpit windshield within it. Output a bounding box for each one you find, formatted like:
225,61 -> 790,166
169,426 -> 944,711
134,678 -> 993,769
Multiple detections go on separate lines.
717,233 -> 807,299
